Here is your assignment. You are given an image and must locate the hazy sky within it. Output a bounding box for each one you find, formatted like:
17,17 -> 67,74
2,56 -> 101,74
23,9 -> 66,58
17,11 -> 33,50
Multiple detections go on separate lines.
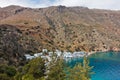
0,0 -> 119,10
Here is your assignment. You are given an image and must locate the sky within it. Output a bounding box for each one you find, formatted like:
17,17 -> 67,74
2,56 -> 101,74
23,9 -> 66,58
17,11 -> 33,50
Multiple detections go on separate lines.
0,0 -> 120,10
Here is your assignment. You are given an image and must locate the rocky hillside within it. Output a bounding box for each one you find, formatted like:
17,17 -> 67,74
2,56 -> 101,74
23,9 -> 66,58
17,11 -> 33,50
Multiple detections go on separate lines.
0,24 -> 43,66
0,5 -> 120,53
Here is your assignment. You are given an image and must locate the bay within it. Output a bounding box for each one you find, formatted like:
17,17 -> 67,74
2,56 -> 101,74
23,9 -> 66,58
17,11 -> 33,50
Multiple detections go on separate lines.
66,51 -> 120,80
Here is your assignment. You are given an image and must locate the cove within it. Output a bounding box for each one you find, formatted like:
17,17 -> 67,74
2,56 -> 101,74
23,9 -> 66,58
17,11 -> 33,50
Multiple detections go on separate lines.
66,51 -> 120,80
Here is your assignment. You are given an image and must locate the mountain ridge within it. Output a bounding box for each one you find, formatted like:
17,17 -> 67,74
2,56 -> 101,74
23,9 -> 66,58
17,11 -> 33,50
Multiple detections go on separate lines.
0,5 -> 120,52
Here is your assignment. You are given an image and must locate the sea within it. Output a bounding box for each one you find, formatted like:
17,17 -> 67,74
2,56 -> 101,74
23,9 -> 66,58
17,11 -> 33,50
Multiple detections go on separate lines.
66,51 -> 120,80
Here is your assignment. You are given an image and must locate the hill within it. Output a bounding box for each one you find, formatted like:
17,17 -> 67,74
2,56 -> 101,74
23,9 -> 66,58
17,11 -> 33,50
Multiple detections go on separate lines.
0,24 -> 42,66
0,5 -> 120,53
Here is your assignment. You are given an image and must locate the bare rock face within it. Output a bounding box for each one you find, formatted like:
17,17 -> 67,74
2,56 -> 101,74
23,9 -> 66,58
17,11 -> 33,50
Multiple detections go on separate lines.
0,5 -> 120,53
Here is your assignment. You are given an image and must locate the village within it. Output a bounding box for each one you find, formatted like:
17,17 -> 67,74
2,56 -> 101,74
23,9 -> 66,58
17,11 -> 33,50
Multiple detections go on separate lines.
25,49 -> 86,61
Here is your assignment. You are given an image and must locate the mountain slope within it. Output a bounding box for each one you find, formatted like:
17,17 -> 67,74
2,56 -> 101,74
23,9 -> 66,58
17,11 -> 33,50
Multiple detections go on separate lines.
0,24 -> 43,66
0,5 -> 120,52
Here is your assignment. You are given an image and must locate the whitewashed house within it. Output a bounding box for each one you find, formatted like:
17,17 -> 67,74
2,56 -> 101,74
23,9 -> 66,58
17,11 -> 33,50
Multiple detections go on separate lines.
73,52 -> 85,57
34,53 -> 43,57
25,54 -> 35,60
48,52 -> 53,57
55,50 -> 62,57
63,52 -> 73,58
42,49 -> 48,53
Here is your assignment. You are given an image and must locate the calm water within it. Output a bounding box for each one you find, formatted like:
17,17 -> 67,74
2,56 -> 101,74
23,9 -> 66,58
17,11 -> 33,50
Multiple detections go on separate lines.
67,51 -> 120,80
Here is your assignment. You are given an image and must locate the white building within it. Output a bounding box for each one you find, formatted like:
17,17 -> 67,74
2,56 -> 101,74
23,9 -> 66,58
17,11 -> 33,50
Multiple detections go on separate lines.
73,52 -> 85,57
48,52 -> 53,56
55,50 -> 62,57
34,53 -> 43,57
42,49 -> 48,53
25,49 -> 86,60
63,52 -> 73,58
25,54 -> 35,60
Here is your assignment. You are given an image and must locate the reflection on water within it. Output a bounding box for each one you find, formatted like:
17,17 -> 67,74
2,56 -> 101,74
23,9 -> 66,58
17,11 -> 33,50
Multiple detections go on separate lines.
67,51 -> 120,80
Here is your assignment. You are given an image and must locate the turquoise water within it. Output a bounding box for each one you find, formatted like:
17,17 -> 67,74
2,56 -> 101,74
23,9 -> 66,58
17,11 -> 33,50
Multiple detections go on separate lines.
67,51 -> 120,80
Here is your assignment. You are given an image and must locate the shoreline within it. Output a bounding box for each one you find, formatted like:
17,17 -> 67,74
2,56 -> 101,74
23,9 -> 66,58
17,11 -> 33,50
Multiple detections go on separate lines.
25,48 -> 120,60
87,50 -> 120,56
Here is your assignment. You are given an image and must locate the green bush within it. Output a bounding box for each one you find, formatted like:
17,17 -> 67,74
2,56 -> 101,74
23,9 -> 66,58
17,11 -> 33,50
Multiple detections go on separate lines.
0,65 -> 16,77
15,57 -> 46,80
0,74 -> 11,80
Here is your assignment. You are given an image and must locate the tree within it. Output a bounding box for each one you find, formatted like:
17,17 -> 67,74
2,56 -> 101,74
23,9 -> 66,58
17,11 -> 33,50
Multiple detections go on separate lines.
66,56 -> 93,80
47,56 -> 66,80
5,66 -> 16,77
23,57 -> 45,78
0,74 -> 11,80
15,57 -> 46,80
22,74 -> 34,80
14,72 -> 22,80
0,65 -> 16,80
83,56 -> 93,79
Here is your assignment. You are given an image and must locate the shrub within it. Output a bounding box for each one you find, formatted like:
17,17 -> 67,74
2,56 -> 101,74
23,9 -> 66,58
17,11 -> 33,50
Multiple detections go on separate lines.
0,65 -> 16,77
0,74 -> 11,80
